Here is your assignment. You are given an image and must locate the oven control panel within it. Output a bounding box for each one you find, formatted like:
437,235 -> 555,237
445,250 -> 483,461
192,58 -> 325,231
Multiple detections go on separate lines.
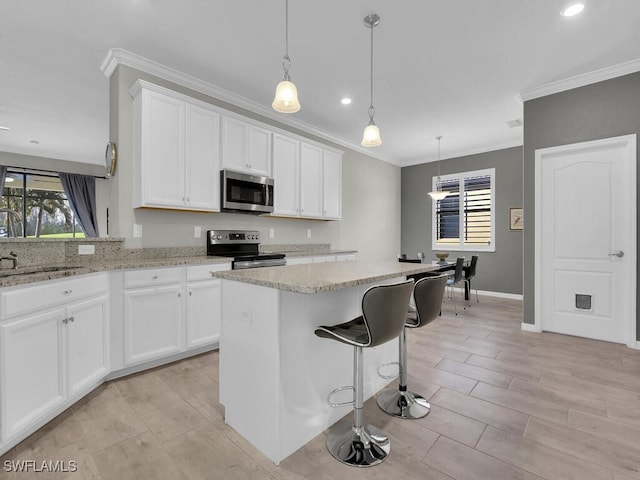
207,230 -> 260,244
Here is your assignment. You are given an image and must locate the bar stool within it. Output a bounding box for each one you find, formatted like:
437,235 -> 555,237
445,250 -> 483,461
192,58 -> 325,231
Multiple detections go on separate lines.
314,279 -> 414,467
377,274 -> 447,419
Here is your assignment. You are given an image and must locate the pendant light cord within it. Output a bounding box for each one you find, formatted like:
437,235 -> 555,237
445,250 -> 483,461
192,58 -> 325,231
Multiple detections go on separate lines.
282,0 -> 291,80
369,21 -> 375,120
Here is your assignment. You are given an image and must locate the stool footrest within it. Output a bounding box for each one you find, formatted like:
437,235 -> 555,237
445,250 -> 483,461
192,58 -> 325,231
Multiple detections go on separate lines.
328,386 -> 355,407
377,361 -> 400,380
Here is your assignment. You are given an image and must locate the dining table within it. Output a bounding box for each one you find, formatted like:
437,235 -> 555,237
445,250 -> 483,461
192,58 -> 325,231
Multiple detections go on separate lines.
399,257 -> 472,301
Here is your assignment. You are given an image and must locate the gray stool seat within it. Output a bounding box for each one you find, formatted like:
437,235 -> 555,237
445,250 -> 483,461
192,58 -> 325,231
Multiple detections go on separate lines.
314,279 -> 414,467
377,274 -> 447,419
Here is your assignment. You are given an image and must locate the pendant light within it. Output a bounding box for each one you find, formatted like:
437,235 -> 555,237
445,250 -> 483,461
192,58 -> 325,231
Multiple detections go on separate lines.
428,136 -> 450,200
272,0 -> 301,113
361,14 -> 381,147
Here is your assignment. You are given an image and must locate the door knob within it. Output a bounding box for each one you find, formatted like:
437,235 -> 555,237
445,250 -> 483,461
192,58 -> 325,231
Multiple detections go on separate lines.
608,250 -> 624,258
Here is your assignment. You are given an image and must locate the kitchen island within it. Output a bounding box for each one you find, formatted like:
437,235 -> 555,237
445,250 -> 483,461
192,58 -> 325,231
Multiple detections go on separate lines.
215,261 -> 438,464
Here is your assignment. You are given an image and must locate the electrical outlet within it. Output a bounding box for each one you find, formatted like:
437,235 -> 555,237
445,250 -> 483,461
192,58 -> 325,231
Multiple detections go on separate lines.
78,244 -> 95,255
307,229 -> 312,239
194,226 -> 202,238
133,224 -> 142,238
269,228 -> 275,239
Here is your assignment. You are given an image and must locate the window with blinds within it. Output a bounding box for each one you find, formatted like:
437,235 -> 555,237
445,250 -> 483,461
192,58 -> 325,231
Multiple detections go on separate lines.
432,168 -> 495,252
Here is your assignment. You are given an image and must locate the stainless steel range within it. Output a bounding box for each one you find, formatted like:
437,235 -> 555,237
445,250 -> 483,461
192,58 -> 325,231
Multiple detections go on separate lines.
206,230 -> 286,269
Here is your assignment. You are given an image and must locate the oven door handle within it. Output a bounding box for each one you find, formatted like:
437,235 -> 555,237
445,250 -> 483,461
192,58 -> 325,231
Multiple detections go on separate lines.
233,258 -> 286,269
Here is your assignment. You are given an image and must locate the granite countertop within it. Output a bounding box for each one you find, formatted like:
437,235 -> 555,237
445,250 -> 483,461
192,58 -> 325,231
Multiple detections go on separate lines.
214,260 -> 439,294
0,256 -> 231,288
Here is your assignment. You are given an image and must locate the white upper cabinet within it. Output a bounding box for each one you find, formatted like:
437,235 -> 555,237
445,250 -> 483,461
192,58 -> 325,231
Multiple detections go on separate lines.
299,142 -> 324,219
322,149 -> 342,220
185,104 -> 221,210
272,133 -> 342,220
131,80 -> 220,212
272,134 -> 300,216
221,116 -> 272,176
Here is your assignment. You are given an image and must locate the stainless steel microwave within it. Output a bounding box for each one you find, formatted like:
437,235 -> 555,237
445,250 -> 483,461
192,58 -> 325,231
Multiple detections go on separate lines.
221,169 -> 274,214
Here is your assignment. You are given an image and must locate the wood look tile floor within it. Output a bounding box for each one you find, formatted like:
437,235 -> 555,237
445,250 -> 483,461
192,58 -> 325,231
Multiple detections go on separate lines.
3,295 -> 640,479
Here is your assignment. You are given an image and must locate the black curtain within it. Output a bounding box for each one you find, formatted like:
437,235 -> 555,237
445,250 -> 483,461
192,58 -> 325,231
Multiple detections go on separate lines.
59,173 -> 99,237
0,166 -> 7,196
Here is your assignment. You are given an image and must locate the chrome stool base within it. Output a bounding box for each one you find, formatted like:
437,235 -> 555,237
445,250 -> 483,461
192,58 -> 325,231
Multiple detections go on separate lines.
376,388 -> 431,419
326,422 -> 390,467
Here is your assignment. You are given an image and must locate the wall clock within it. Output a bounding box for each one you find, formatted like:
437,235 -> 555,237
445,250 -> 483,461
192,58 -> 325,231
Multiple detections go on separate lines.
105,141 -> 117,177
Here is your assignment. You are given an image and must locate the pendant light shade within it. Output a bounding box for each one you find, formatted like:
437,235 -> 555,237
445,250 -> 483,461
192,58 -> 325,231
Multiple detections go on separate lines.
362,121 -> 382,147
361,14 -> 381,147
273,80 -> 300,113
272,0 -> 300,113
428,136 -> 450,200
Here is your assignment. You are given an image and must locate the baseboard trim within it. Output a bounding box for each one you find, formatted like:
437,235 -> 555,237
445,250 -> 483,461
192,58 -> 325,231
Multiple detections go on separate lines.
106,343 -> 218,381
521,323 -> 541,333
627,340 -> 640,350
477,289 -> 523,300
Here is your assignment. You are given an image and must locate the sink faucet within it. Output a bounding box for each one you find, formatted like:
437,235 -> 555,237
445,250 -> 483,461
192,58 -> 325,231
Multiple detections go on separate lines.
0,251 -> 18,269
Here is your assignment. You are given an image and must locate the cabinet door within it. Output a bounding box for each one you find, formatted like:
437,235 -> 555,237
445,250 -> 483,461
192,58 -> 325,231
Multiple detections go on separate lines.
272,134 -> 300,217
1,309 -> 66,440
139,90 -> 186,208
185,104 -> 220,211
66,296 -> 109,399
221,117 -> 272,176
221,116 -> 249,172
299,142 -> 324,218
323,150 -> 342,220
123,285 -> 184,366
248,125 -> 272,176
186,279 -> 221,349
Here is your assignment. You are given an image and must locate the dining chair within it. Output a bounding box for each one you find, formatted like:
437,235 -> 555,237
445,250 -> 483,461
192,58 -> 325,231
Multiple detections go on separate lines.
446,257 -> 465,315
464,255 -> 479,305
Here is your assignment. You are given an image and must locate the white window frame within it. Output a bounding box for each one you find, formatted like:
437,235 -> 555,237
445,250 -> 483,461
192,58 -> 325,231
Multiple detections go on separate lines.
431,167 -> 495,252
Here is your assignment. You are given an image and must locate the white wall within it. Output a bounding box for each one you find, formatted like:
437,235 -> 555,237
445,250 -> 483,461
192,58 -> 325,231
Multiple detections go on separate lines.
106,65 -> 401,261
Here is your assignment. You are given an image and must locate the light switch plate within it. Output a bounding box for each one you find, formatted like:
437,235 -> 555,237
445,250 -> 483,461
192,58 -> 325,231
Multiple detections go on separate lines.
194,226 -> 202,238
78,245 -> 95,255
307,229 -> 312,238
269,228 -> 275,239
133,224 -> 142,238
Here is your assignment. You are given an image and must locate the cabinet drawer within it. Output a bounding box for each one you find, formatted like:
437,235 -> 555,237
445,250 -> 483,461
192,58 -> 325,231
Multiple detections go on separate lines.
1,273 -> 108,320
124,267 -> 182,288
187,263 -> 231,282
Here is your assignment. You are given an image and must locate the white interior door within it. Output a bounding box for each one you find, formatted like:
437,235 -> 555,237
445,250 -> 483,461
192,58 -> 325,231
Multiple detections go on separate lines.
535,135 -> 636,346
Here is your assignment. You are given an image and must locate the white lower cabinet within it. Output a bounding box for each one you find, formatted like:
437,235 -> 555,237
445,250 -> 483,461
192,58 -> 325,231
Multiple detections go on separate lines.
123,284 -> 183,366
0,275 -> 108,443
121,264 -> 229,367
186,264 -> 226,349
66,296 -> 109,397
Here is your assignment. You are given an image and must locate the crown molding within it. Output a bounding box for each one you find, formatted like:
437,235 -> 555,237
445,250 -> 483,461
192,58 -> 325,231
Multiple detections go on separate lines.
100,48 -> 399,166
519,57 -> 640,102
400,139 -> 523,168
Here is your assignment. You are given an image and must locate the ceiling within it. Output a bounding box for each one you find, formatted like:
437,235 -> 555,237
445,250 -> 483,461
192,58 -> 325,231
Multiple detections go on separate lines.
2,1 -> 640,168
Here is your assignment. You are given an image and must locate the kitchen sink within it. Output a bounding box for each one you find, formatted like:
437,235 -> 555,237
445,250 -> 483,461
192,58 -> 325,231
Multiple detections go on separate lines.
0,266 -> 82,277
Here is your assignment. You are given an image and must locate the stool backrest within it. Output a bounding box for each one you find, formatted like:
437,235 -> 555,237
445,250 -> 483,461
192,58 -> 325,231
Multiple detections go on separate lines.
453,257 -> 465,283
361,279 -> 414,347
413,274 -> 447,328
469,255 -> 478,279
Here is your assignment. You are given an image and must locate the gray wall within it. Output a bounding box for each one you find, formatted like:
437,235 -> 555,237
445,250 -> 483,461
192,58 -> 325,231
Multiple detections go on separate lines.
108,65 -> 401,260
523,72 -> 640,340
401,146 -> 523,295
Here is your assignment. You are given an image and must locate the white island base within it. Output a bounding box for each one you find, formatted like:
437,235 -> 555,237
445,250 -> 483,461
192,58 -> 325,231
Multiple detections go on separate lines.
219,277 -> 402,465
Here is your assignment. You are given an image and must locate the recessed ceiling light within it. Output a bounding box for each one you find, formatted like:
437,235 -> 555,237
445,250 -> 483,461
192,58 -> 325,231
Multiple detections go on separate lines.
561,4 -> 584,16
30,140 -> 40,145
0,126 -> 9,131
340,97 -> 352,105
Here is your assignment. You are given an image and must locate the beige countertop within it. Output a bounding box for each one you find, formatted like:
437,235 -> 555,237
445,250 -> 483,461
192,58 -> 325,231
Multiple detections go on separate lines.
0,250 -> 361,289
0,256 -> 232,288
215,260 -> 440,294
